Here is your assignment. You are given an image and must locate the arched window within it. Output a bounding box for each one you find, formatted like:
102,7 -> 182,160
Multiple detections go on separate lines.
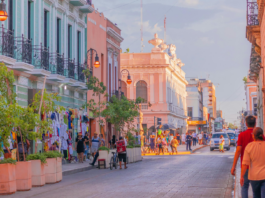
121,81 -> 127,98
136,80 -> 147,102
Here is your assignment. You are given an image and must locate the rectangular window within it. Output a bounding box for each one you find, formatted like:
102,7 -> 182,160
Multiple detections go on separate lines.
77,31 -> 81,63
44,10 -> 48,48
57,18 -> 61,53
187,107 -> 193,118
8,0 -> 13,31
28,1 -> 31,39
109,63 -> 111,97
68,25 -> 72,59
115,67 -> 117,90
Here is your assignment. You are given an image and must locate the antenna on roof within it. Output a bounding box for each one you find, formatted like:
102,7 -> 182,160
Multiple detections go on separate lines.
164,15 -> 166,43
141,0 -> 144,52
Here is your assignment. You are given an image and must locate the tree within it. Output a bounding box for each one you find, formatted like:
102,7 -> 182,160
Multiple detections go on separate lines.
228,123 -> 237,129
124,48 -> 130,53
84,69 -> 107,126
243,76 -> 247,84
101,95 -> 141,137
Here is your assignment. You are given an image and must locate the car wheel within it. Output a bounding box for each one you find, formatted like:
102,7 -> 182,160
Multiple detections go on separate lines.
210,148 -> 214,151
226,147 -> 230,151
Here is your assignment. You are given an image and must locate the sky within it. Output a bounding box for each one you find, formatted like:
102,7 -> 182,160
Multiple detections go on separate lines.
94,0 -> 250,125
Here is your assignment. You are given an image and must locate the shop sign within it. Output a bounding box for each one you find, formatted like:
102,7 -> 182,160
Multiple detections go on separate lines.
187,120 -> 207,125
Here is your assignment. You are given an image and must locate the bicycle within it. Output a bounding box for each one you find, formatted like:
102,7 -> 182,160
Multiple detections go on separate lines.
109,151 -> 118,170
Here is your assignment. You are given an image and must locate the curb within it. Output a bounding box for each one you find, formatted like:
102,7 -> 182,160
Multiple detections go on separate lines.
62,166 -> 94,176
191,145 -> 209,153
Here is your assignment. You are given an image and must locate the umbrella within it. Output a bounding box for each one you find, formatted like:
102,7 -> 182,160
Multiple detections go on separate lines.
156,124 -> 177,130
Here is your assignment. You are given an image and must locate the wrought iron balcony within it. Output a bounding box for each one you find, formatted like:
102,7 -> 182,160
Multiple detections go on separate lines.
0,26 -> 15,58
77,63 -> 85,82
247,1 -> 259,26
15,35 -> 32,64
49,52 -> 64,75
169,103 -> 184,116
32,44 -> 49,70
65,58 -> 75,79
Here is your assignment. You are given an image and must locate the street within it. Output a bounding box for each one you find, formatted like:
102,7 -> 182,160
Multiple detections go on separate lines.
10,146 -> 235,198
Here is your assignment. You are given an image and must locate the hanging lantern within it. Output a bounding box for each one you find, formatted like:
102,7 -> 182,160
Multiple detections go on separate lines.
94,54 -> 100,68
0,0 -> 8,22
126,75 -> 132,85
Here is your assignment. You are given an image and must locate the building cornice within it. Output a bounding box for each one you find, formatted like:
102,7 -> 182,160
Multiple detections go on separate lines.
107,38 -> 121,50
107,27 -> 124,43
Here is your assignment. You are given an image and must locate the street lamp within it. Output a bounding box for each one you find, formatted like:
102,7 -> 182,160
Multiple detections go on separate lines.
0,0 -> 8,22
118,69 -> 132,99
85,48 -> 100,75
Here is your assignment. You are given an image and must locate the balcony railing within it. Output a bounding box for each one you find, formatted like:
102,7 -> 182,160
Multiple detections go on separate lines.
0,25 -> 85,83
247,1 -> 259,26
32,44 -> 49,70
243,110 -> 257,116
169,103 -> 184,116
188,117 -> 203,121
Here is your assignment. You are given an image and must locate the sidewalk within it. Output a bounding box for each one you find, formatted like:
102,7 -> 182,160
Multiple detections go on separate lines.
142,143 -> 209,156
234,161 -> 253,198
62,160 -> 93,176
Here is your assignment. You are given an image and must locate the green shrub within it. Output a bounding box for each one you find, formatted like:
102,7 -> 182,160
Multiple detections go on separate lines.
98,146 -> 110,153
0,158 -> 16,165
126,145 -> 134,148
26,153 -> 47,164
43,151 -> 63,158
134,144 -> 141,148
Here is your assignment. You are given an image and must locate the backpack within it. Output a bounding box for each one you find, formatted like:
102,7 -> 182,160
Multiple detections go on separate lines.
116,140 -> 126,153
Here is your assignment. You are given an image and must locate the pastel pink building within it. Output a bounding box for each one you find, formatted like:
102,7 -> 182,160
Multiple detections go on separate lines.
86,9 -> 123,140
120,34 -> 188,135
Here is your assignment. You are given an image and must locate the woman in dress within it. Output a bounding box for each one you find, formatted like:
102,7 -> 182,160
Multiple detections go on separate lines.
219,135 -> 225,153
75,133 -> 86,163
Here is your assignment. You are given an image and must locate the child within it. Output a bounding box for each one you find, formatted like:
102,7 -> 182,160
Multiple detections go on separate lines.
219,135 -> 225,153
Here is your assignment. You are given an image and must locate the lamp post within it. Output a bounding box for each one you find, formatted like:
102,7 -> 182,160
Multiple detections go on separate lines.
84,48 -> 100,76
0,0 -> 8,21
118,69 -> 132,99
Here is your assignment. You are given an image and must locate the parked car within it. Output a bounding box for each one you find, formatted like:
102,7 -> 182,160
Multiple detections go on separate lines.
210,133 -> 230,151
227,132 -> 236,146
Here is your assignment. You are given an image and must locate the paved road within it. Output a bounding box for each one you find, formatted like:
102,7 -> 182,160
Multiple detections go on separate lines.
10,146 -> 236,198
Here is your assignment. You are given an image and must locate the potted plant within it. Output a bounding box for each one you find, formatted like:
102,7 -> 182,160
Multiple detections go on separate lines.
26,153 -> 47,187
43,151 -> 58,184
126,145 -> 134,163
134,144 -> 141,162
0,159 -> 17,195
54,151 -> 63,183
98,146 -> 110,168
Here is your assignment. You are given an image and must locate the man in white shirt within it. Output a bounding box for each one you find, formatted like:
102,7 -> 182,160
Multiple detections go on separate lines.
192,132 -> 197,146
198,133 -> 203,145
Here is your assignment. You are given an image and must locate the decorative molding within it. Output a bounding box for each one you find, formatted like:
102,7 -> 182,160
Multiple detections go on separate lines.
100,24 -> 106,31
107,27 -> 124,43
88,17 -> 96,25
107,38 -> 121,50
18,76 -> 28,86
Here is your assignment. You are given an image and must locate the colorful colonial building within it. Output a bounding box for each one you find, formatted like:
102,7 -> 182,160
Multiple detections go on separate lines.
120,34 -> 188,135
0,0 -> 93,152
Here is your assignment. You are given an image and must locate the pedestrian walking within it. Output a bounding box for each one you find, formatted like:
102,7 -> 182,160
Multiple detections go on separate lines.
84,132 -> 90,160
171,136 -> 178,154
231,116 -> 265,198
186,133 -> 192,151
182,133 -> 186,145
75,133 -> 86,163
149,135 -> 155,153
117,137 -> 127,169
219,135 -> 224,153
198,132 -> 202,145
192,132 -> 197,146
90,132 -> 100,158
203,132 -> 207,145
176,133 -> 181,145
241,127 -> 265,198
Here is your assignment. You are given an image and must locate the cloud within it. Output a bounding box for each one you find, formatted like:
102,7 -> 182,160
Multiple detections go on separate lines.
197,37 -> 215,45
141,21 -> 163,35
182,0 -> 199,6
